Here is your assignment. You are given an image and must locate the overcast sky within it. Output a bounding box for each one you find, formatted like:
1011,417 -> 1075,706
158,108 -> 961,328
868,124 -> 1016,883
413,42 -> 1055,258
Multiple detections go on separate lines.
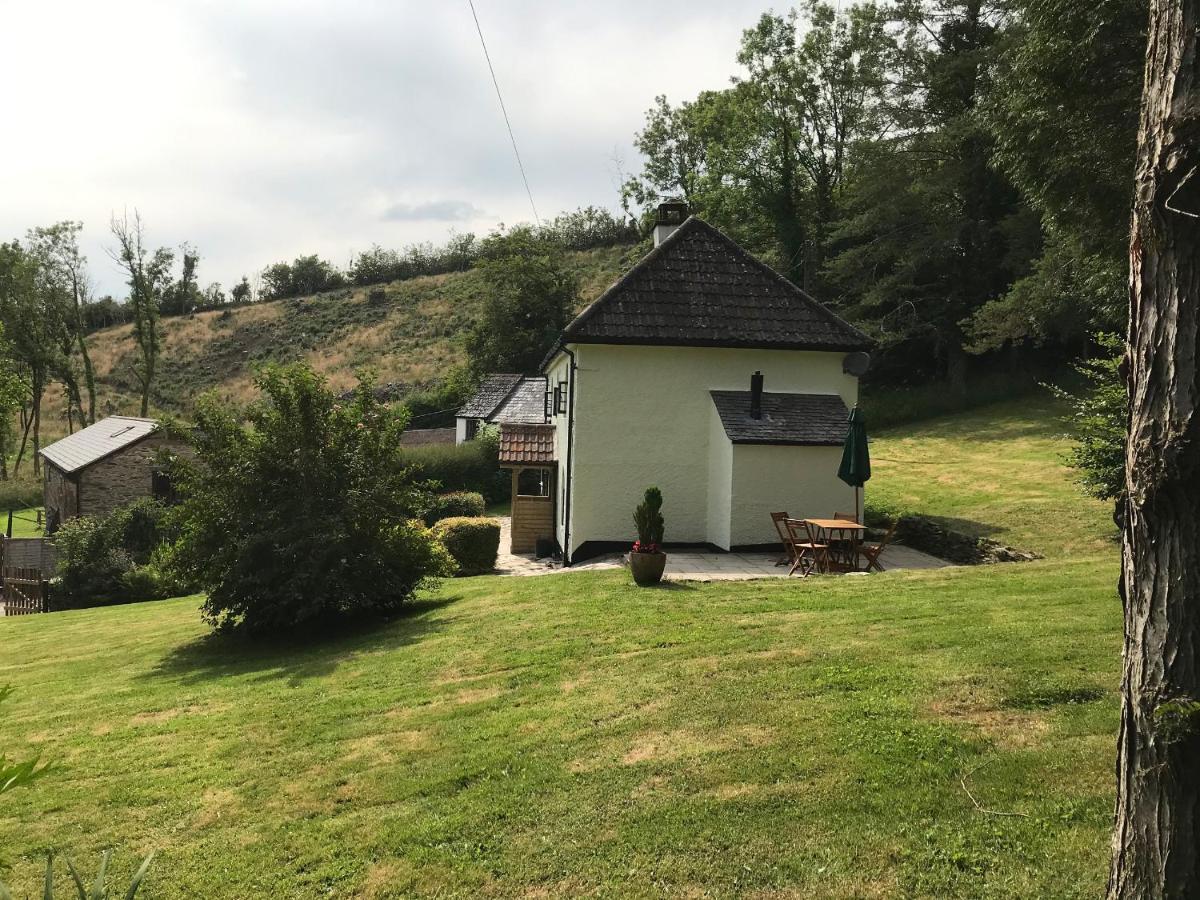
0,0 -> 772,297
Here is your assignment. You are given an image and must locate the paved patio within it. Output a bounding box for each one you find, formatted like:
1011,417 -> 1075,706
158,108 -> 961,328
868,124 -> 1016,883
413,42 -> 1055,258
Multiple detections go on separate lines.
492,517 -> 950,580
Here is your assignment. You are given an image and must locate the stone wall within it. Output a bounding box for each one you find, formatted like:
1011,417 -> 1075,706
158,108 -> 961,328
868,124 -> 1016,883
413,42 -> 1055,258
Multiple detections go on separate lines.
77,436 -> 189,520
43,464 -> 78,530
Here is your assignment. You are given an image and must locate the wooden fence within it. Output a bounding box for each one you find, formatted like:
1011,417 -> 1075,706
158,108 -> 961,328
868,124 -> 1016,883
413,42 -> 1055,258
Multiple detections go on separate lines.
1,566 -> 46,615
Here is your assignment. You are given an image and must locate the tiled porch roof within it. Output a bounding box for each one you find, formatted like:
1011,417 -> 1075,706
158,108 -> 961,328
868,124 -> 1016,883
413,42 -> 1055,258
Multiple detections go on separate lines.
499,423 -> 556,465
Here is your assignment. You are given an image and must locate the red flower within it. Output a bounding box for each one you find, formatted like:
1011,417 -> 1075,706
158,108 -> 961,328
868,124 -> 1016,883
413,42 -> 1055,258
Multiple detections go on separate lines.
631,540 -> 660,554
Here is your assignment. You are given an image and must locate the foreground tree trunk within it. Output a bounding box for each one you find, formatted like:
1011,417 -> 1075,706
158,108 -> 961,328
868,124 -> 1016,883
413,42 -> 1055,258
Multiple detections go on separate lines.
1110,0 -> 1200,896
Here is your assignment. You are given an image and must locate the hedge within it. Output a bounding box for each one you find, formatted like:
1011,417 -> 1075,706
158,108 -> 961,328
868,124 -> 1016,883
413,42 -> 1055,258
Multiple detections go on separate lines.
423,491 -> 486,526
434,516 -> 501,576
401,439 -> 507,502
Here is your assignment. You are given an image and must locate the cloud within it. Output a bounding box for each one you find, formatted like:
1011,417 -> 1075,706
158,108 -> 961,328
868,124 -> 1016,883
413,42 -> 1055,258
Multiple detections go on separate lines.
382,200 -> 484,222
0,0 -> 771,295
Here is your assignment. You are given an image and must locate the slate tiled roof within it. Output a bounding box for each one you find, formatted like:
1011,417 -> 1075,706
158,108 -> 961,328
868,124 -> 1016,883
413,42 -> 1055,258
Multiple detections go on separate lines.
554,216 -> 871,356
491,376 -> 547,425
710,392 -> 850,446
40,416 -> 159,474
458,374 -> 522,418
499,423 -> 557,464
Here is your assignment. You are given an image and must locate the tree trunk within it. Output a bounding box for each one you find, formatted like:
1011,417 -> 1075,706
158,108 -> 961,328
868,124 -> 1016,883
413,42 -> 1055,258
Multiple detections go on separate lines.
31,379 -> 41,478
945,340 -> 969,397
1109,0 -> 1200,896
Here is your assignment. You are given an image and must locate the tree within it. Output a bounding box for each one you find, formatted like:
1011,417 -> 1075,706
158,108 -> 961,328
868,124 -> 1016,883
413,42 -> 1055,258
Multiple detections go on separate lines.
824,0 -> 1035,392
230,276 -> 253,305
167,364 -> 453,636
26,221 -> 97,426
162,243 -> 201,315
110,212 -> 169,417
465,228 -> 578,375
1110,0 -> 1200,894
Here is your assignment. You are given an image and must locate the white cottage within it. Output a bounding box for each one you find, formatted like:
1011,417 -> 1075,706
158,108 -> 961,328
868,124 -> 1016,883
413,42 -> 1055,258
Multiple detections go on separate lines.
481,202 -> 873,563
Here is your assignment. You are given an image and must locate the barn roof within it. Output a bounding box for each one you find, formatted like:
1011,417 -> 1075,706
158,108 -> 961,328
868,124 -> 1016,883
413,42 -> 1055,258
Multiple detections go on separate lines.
40,416 -> 160,474
549,216 -> 871,361
710,392 -> 850,446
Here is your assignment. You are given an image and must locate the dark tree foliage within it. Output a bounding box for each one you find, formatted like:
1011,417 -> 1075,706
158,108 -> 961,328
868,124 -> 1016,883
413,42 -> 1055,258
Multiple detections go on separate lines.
465,228 -> 579,376
168,364 -> 453,636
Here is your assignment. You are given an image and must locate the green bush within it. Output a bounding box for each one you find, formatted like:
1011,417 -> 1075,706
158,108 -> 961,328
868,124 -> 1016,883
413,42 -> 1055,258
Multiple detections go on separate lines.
51,516 -> 135,609
434,516 -> 501,576
402,437 -> 507,502
168,364 -> 455,635
50,499 -> 179,609
423,491 -> 486,526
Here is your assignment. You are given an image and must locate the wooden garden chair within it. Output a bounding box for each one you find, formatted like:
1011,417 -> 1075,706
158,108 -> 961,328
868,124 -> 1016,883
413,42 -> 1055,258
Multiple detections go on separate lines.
785,518 -> 828,577
860,521 -> 899,572
770,511 -> 795,567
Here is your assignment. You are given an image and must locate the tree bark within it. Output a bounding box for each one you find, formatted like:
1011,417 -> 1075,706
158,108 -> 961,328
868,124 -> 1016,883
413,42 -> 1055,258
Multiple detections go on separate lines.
1110,0 -> 1200,896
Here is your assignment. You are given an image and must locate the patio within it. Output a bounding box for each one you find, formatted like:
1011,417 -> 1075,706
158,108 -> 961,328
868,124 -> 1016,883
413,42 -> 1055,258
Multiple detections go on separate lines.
492,518 -> 949,580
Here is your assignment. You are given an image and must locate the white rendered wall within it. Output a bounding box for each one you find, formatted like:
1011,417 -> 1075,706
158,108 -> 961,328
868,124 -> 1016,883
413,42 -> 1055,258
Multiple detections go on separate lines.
545,353 -> 572,552
564,343 -> 858,557
729,444 -> 858,546
455,417 -> 469,444
706,405 -> 733,549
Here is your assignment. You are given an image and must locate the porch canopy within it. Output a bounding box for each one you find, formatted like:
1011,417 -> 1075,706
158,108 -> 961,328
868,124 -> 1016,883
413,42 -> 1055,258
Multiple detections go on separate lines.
499,423 -> 557,554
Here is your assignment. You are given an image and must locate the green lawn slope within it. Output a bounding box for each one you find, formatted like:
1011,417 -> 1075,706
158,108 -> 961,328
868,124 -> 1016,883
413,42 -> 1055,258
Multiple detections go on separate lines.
0,399 -> 1121,898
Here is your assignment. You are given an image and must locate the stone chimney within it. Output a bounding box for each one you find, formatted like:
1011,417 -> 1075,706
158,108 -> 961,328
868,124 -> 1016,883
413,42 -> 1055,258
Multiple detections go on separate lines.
750,371 -> 763,419
653,199 -> 689,247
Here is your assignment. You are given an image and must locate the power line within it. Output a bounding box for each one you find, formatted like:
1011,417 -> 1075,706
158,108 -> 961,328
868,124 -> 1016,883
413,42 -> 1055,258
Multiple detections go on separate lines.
467,0 -> 540,225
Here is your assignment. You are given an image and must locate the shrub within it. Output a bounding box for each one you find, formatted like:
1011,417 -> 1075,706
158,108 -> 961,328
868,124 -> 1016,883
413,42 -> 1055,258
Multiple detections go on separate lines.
50,499 -> 179,609
633,486 -> 665,548
52,516 -> 135,609
1051,334 -> 1126,500
423,491 -> 486,526
434,517 -> 500,576
168,364 -> 455,635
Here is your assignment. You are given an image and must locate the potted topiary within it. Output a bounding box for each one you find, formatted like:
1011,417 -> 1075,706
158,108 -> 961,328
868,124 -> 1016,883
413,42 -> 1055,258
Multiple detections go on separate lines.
630,486 -> 667,586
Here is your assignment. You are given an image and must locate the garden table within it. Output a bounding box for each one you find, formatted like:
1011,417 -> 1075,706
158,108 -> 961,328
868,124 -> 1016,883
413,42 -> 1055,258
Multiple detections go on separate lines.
805,518 -> 867,572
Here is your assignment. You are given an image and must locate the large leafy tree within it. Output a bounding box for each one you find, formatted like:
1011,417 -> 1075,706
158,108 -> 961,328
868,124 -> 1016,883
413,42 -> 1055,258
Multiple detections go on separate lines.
26,221 -> 97,427
465,227 -> 578,375
110,212 -> 172,417
168,364 -> 452,636
825,0 -> 1036,392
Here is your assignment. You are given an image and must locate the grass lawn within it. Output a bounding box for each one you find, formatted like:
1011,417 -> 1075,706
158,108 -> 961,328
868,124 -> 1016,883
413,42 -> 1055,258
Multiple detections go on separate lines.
4,506 -> 44,539
0,398 -> 1122,897
869,394 -> 1115,558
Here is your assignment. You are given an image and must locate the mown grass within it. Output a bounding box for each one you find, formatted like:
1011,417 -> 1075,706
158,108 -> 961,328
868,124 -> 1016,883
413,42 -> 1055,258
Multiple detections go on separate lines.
868,395 -> 1114,558
1,560 -> 1118,898
0,398 -> 1121,897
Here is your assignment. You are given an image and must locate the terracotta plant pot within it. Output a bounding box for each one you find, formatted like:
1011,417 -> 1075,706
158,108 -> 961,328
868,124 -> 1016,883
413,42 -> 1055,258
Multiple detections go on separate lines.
630,550 -> 667,586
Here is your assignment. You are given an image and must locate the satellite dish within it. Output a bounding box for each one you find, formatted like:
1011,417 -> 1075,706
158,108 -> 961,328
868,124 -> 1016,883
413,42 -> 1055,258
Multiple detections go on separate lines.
842,352 -> 871,377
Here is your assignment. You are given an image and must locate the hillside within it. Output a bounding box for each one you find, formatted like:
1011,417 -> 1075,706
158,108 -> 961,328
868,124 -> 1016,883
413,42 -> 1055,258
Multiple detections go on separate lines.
0,401 -> 1121,897
85,243 -> 639,415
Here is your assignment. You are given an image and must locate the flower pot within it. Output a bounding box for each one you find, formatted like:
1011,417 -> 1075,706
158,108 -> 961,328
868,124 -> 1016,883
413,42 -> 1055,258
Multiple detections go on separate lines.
630,550 -> 667,586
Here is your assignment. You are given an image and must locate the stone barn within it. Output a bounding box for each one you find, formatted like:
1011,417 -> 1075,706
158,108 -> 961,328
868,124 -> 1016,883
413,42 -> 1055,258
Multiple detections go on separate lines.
39,416 -> 186,532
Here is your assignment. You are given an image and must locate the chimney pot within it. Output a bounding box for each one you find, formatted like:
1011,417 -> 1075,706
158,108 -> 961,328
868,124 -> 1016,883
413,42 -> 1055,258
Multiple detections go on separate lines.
750,370 -> 763,419
653,199 -> 689,247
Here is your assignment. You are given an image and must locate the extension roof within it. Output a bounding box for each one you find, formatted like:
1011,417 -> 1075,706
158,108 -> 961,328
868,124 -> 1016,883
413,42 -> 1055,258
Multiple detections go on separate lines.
498,423 -> 556,465
547,216 -> 871,364
457,374 -> 523,419
39,416 -> 160,474
710,392 -> 850,446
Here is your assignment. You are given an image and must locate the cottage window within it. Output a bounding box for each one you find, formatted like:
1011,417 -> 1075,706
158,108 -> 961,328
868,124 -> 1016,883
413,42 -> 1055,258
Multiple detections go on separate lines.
556,382 -> 568,415
464,418 -> 479,441
517,467 -> 551,498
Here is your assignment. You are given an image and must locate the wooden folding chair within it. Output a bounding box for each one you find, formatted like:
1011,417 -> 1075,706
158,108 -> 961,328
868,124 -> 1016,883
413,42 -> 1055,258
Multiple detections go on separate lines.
771,511 -> 794,567
860,521 -> 899,572
785,518 -> 828,577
